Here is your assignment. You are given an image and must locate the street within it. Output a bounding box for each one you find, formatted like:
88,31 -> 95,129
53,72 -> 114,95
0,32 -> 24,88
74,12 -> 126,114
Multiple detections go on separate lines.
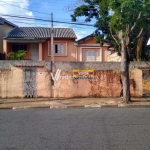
0,108 -> 150,150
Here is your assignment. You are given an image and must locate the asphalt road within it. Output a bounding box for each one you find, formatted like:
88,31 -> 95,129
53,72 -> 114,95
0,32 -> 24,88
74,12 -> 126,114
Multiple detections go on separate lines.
0,108 -> 150,150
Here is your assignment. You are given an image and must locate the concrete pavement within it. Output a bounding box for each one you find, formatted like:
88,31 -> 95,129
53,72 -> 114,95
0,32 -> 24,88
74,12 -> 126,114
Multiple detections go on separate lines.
1,97 -> 150,109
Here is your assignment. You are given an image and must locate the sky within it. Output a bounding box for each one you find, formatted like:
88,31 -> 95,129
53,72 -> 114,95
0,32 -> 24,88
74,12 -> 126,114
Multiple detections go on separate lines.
0,0 -> 95,40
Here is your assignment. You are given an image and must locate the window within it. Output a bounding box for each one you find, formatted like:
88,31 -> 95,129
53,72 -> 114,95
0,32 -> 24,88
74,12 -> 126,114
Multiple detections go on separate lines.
12,44 -> 27,52
85,50 -> 98,61
54,44 -> 64,54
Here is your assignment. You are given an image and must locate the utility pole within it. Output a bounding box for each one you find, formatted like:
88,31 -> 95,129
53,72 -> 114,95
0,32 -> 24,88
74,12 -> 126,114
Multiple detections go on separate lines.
51,13 -> 54,88
51,13 -> 54,63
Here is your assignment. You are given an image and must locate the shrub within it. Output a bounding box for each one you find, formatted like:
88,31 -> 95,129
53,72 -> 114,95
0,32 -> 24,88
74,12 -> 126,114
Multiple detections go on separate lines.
7,50 -> 27,60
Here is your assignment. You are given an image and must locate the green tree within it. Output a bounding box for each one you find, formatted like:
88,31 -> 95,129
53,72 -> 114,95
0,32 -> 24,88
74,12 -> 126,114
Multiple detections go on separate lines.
7,50 -> 27,60
71,0 -> 150,102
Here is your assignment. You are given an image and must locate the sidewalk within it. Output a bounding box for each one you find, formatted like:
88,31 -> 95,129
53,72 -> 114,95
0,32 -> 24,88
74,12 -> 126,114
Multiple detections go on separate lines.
1,97 -> 150,109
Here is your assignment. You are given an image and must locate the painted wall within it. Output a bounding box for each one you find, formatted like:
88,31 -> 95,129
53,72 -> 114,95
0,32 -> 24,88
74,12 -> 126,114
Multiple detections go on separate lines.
134,68 -> 143,96
0,61 -> 148,98
102,46 -> 109,62
42,38 -> 76,61
0,66 -> 23,98
0,24 -> 14,53
4,36 -> 109,62
53,70 -> 138,98
0,68 -> 138,98
142,69 -> 150,97
77,37 -> 109,62
80,37 -> 96,44
36,67 -> 51,97
0,66 -> 51,98
5,38 -> 76,61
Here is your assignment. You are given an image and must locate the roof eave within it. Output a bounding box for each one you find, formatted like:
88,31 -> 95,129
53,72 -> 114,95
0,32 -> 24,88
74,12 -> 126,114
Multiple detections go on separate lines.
4,38 -> 47,43
76,34 -> 94,44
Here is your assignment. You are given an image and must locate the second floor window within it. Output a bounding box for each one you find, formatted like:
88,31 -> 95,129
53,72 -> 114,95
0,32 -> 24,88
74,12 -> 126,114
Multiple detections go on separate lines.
54,44 -> 64,54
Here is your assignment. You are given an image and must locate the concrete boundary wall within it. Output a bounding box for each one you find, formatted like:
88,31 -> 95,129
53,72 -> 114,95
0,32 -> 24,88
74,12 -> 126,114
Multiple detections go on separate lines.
0,61 -> 150,70
0,61 -> 150,98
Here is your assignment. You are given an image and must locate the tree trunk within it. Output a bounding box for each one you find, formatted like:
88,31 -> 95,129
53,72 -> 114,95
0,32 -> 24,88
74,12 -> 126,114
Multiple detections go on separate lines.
136,36 -> 143,61
121,37 -> 130,103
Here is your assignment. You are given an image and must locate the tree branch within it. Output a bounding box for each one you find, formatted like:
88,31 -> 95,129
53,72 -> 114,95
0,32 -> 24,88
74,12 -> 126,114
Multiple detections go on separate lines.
130,11 -> 142,32
110,29 -> 119,45
136,28 -> 144,38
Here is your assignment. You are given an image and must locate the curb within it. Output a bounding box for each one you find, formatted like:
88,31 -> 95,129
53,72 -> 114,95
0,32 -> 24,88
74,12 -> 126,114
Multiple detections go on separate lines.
1,104 -> 150,110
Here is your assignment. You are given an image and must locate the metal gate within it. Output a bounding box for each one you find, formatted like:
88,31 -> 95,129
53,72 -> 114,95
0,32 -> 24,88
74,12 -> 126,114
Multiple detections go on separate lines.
23,67 -> 36,98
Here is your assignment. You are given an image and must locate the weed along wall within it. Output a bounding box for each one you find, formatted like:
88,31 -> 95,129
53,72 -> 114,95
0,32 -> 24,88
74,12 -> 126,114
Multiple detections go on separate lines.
0,61 -> 150,98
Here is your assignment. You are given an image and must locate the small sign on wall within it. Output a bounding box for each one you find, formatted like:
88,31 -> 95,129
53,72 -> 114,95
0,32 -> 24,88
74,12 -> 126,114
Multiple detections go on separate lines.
73,69 -> 94,79
38,72 -> 44,76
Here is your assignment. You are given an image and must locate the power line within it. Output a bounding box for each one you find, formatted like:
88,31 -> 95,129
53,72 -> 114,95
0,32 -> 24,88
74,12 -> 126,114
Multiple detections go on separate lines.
2,14 -> 148,32
0,14 -> 95,27
2,13 -> 75,22
9,21 -> 49,26
7,21 -> 95,32
4,16 -> 95,30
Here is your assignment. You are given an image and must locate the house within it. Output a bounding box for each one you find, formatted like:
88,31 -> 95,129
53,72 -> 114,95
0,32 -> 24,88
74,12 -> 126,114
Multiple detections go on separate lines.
76,34 -> 110,62
3,27 -> 77,61
3,27 -> 110,61
107,48 -> 121,62
0,17 -> 17,54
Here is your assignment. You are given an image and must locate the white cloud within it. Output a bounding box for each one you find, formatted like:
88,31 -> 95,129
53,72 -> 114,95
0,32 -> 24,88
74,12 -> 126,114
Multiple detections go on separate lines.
0,0 -> 35,26
26,12 -> 33,17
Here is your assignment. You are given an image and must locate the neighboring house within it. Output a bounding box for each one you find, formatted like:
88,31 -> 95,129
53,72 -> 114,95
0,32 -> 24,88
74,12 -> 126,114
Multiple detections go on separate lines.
4,27 -> 77,61
108,52 -> 121,62
3,27 -> 110,61
0,17 -> 17,53
76,34 -> 110,62
107,47 -> 121,62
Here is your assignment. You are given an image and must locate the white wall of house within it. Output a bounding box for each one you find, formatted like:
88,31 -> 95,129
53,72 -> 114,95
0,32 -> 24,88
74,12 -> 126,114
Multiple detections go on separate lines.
108,52 -> 121,62
0,24 -> 14,53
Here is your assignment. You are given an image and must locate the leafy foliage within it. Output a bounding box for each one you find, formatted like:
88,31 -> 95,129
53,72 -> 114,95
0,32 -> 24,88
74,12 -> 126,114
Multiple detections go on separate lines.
71,0 -> 150,102
71,0 -> 150,60
7,50 -> 27,60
